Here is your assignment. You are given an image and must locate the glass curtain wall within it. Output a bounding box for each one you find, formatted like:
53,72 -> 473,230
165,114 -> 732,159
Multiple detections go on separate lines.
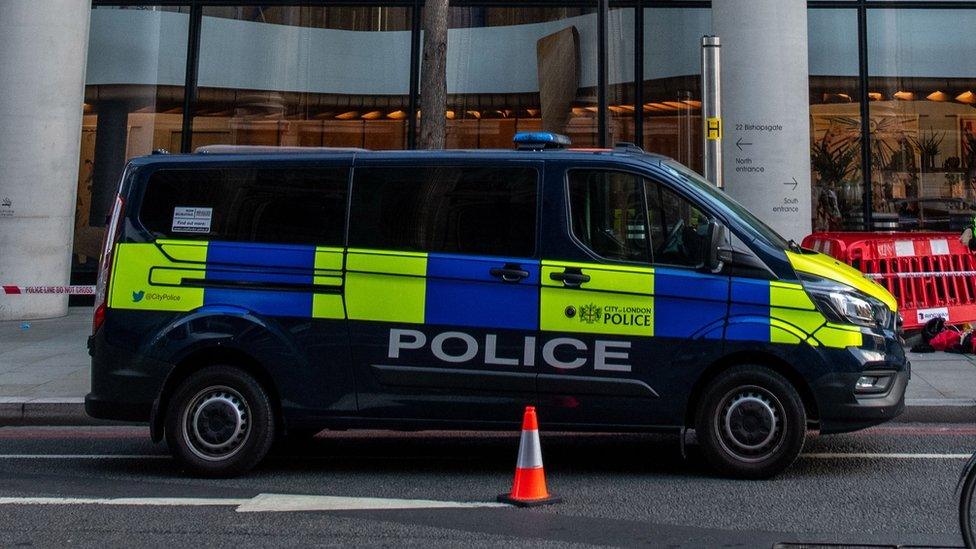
192,5 -> 413,150
78,5 -> 189,276
641,8 -> 710,174
808,8 -> 862,231
867,8 -> 976,232
430,7 -> 605,148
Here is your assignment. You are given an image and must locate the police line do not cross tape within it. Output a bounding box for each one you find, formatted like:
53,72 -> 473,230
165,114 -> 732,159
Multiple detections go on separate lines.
1,285 -> 94,296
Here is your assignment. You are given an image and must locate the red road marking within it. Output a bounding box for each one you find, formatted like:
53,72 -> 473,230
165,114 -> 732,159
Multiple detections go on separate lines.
0,427 -> 149,440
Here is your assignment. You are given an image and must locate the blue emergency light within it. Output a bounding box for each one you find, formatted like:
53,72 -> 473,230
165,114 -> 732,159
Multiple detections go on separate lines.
513,132 -> 571,150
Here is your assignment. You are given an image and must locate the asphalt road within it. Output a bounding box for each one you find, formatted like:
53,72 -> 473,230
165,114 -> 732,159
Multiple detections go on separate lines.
0,423 -> 973,548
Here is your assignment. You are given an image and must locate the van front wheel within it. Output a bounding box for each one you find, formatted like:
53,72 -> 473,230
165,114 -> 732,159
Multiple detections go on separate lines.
165,365 -> 275,478
695,365 -> 806,479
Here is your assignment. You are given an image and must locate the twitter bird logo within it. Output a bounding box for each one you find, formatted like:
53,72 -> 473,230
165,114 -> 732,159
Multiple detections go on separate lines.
132,290 -> 145,302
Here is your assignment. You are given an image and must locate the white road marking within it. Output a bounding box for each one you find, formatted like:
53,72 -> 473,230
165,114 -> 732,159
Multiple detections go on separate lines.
801,452 -> 971,459
0,454 -> 169,459
0,494 -> 507,512
235,493 -> 508,513
0,497 -> 245,506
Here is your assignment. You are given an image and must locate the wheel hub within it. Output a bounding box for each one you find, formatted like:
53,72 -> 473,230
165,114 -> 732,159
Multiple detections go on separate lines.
722,391 -> 779,453
184,388 -> 250,459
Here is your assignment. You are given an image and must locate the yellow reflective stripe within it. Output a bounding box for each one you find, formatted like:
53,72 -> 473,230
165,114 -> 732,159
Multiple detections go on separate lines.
540,261 -> 653,293
768,280 -> 824,344
770,318 -> 809,345
312,247 -> 345,319
346,248 -> 427,276
787,250 -> 897,312
813,323 -> 863,348
770,281 -> 815,311
345,249 -> 426,323
109,241 -> 205,312
157,239 -> 208,263
540,288 -> 654,336
540,261 -> 654,335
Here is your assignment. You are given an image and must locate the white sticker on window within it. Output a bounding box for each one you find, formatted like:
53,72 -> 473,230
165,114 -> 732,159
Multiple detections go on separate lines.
172,207 -> 212,233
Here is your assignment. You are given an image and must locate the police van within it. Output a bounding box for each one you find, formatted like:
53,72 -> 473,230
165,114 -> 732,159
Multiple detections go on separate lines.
86,133 -> 908,479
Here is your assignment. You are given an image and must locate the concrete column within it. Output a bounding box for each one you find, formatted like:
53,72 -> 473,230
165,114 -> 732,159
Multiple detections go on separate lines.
712,0 -> 812,242
0,1 -> 91,320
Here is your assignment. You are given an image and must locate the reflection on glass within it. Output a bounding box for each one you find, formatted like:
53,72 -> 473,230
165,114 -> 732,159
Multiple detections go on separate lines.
78,5 -> 189,273
868,9 -> 976,231
642,8 -> 710,174
808,8 -> 863,231
193,6 -> 412,151
431,7 -> 620,149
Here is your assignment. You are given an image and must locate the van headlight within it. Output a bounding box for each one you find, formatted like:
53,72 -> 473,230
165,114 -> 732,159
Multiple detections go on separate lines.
802,275 -> 891,329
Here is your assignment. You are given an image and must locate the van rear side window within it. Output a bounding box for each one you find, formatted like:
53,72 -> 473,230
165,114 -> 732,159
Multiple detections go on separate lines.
139,167 -> 348,245
349,166 -> 537,257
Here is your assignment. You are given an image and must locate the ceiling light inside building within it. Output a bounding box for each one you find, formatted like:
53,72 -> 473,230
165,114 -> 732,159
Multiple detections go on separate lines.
956,91 -> 976,104
868,92 -> 883,101
361,111 -> 383,120
386,110 -> 407,120
926,90 -> 950,102
336,111 -> 359,120
893,91 -> 915,101
823,93 -> 852,103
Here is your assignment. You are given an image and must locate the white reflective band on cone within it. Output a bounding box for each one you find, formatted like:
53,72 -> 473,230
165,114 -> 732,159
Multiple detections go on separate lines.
516,429 -> 543,469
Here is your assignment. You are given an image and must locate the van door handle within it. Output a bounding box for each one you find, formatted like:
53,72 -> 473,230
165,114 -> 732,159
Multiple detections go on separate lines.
549,269 -> 590,287
489,266 -> 529,283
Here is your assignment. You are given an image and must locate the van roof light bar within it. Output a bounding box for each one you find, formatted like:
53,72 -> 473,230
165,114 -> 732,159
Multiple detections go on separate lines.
513,132 -> 571,151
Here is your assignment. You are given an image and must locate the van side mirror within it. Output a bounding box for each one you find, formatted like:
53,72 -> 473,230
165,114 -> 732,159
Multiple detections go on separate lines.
705,220 -> 730,273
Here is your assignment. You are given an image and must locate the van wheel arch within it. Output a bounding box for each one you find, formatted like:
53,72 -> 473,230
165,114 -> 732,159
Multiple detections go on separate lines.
684,351 -> 819,429
152,347 -> 283,443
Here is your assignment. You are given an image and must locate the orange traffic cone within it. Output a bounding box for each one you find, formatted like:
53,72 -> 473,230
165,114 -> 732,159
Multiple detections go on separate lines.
498,406 -> 561,507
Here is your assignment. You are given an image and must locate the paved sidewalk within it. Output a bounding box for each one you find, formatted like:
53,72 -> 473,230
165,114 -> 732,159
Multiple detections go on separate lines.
0,307 -> 975,423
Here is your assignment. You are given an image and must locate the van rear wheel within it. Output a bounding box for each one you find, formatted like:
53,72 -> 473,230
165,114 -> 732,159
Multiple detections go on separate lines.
165,365 -> 275,478
695,365 -> 806,479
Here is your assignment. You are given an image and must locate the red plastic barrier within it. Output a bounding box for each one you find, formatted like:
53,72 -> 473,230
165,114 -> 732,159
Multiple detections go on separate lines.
802,232 -> 976,330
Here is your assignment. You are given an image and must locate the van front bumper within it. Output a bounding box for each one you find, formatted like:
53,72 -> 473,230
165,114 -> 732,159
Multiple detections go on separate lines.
812,329 -> 909,434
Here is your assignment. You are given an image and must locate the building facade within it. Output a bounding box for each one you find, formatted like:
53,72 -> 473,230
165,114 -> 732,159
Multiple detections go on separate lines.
2,0 -> 976,318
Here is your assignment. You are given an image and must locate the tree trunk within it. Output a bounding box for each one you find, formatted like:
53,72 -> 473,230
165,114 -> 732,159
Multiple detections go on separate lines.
418,0 -> 448,149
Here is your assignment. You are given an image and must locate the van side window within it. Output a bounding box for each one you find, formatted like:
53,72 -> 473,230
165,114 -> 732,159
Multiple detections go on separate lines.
348,166 -> 537,257
568,170 -> 650,263
140,167 -> 348,245
645,178 -> 713,268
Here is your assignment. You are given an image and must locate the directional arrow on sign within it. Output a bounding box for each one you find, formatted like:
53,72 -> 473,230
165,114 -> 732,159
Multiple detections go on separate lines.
735,137 -> 753,151
784,177 -> 798,191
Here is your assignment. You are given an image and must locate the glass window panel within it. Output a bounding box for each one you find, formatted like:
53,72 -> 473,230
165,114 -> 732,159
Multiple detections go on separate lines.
140,167 -> 349,245
808,8 -> 863,231
426,7 -> 620,149
568,170 -> 649,263
868,9 -> 976,231
642,8 -> 710,173
349,166 -> 538,257
194,6 -> 412,151
645,179 -> 713,268
78,5 -> 189,276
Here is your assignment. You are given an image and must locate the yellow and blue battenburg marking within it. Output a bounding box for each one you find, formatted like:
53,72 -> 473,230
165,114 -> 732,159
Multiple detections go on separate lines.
728,278 -> 862,348
109,240 -> 344,319
109,240 -> 863,349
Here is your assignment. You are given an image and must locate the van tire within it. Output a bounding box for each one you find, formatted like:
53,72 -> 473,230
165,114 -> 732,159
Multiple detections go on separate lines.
164,365 -> 275,478
695,365 -> 805,479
